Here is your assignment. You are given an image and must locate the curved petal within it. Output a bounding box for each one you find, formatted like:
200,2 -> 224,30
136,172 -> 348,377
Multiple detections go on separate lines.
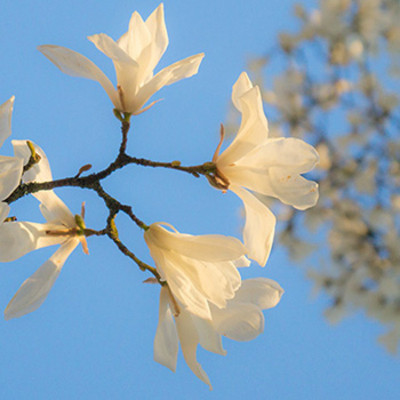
0,202 -> 10,223
4,238 -> 79,320
230,185 -> 276,267
191,314 -> 226,356
233,278 -> 284,310
220,164 -> 276,198
0,156 -> 23,200
117,12 -> 151,61
239,137 -> 320,174
148,246 -> 211,320
12,140 -> 75,227
0,222 -> 66,262
232,72 -> 253,112
218,86 -> 269,166
37,45 -> 119,107
145,223 -> 247,262
132,53 -> 204,113
269,166 -> 319,210
154,287 -> 179,372
0,96 -> 15,149
145,3 -> 168,69
211,302 -> 265,342
175,309 -> 212,389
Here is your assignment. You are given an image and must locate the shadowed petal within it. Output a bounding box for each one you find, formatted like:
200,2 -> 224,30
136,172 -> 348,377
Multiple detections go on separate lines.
175,309 -> 212,389
0,96 -> 14,149
233,278 -> 284,309
269,166 -> 319,210
0,222 -> 67,262
154,287 -> 179,371
230,185 -> 276,266
231,72 -> 252,111
0,156 -> 23,200
4,238 -> 79,320
0,202 -> 10,223
211,302 -> 265,342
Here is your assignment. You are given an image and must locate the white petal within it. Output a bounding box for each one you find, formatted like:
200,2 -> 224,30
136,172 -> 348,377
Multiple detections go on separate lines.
4,239 -> 79,320
37,45 -> 119,107
118,12 -> 152,61
175,309 -> 212,389
233,278 -> 284,310
145,223 -> 247,262
0,202 -> 10,223
0,96 -> 15,149
240,138 -> 320,174
191,314 -> 226,355
177,254 -> 241,309
148,246 -> 211,320
12,140 -> 75,227
232,72 -> 253,111
133,53 -> 204,114
154,287 -> 179,371
269,166 -> 319,210
0,156 -> 23,200
211,302 -> 265,342
145,3 -> 168,69
219,164 -> 276,198
0,221 -> 66,262
233,255 -> 251,267
218,86 -> 269,166
230,185 -> 276,267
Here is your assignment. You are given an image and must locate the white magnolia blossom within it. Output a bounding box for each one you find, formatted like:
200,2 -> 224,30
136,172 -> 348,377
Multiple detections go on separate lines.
154,278 -> 284,389
144,222 -> 249,320
38,3 -> 204,114
212,72 -> 319,266
0,141 -> 88,319
0,96 -> 23,224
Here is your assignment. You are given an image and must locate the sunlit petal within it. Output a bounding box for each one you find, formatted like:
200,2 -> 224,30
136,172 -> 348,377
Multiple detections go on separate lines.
0,96 -> 15,149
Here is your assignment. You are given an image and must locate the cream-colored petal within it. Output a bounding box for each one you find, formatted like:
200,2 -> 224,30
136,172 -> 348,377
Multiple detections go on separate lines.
231,72 -> 253,111
218,86 -> 269,166
0,202 -> 10,223
211,302 -> 264,342
233,278 -> 284,310
132,53 -> 204,114
0,156 -> 23,200
146,245 -> 212,320
37,45 -> 119,108
145,223 -> 247,262
12,140 -> 75,227
4,238 -> 79,320
177,254 -> 241,309
118,11 -> 152,61
230,185 -> 276,267
0,96 -> 14,149
239,138 -> 320,174
88,34 -> 139,110
145,3 -> 168,68
219,164 -> 276,198
0,222 -> 66,262
154,287 -> 179,372
269,166 -> 319,210
191,314 -> 226,356
233,255 -> 251,268
175,309 -> 212,389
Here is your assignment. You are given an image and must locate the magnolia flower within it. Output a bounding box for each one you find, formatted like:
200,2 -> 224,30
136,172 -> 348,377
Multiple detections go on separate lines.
154,277 -> 284,388
0,141 -> 88,319
38,3 -> 204,115
0,96 -> 23,223
211,72 -> 319,266
144,222 -> 249,320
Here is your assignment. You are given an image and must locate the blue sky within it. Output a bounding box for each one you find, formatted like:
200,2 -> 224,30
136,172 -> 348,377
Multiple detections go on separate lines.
0,1 -> 399,399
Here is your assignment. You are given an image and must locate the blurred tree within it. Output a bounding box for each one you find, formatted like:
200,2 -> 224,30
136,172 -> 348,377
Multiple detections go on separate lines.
238,0 -> 400,353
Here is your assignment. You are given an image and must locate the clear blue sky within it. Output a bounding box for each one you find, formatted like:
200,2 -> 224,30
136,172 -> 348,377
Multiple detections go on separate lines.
0,1 -> 398,399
